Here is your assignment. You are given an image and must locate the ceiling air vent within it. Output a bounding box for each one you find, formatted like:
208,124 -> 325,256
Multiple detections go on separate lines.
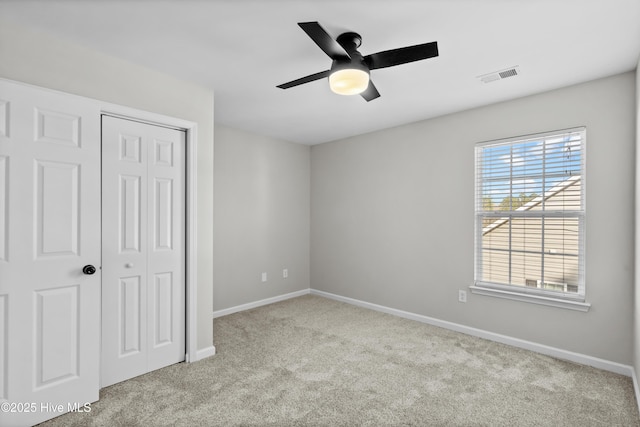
478,66 -> 520,83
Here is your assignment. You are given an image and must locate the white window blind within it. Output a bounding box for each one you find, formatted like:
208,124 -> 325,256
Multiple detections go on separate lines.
475,128 -> 585,300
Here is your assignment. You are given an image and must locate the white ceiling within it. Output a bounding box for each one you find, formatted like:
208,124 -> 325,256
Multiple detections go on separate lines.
2,0 -> 639,145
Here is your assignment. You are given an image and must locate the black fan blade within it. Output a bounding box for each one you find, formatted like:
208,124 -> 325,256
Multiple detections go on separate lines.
298,21 -> 350,60
360,80 -> 380,102
277,70 -> 331,89
365,41 -> 438,70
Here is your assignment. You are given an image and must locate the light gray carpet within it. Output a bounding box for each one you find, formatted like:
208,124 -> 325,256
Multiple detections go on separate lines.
40,294 -> 639,426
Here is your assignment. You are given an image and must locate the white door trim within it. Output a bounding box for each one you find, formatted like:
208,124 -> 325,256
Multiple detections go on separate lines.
100,105 -> 200,363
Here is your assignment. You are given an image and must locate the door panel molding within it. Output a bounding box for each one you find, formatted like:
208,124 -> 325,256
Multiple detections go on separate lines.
0,155 -> 8,261
35,160 -> 80,257
119,275 -> 142,356
35,285 -> 80,387
120,174 -> 142,253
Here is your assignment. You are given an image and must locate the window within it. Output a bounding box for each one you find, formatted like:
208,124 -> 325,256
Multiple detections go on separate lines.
474,128 -> 586,306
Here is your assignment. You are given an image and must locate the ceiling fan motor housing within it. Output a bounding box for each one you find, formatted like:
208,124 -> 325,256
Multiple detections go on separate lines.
331,55 -> 369,75
332,31 -> 368,74
336,31 -> 363,52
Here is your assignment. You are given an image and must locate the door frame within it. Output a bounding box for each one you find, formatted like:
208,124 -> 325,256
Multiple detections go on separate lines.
100,104 -> 200,364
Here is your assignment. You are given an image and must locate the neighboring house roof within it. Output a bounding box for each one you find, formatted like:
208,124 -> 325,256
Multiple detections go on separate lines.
482,175 -> 581,235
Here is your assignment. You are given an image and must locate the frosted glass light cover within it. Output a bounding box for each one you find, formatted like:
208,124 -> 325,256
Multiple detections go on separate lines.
329,69 -> 370,95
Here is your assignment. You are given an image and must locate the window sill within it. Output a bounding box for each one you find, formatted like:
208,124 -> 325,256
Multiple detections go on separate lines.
469,285 -> 591,312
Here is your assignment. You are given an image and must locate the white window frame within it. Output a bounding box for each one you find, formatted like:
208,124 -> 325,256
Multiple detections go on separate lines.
470,127 -> 590,312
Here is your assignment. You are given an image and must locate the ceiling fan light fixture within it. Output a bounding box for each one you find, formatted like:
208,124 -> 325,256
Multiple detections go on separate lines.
277,21 -> 439,102
329,68 -> 369,95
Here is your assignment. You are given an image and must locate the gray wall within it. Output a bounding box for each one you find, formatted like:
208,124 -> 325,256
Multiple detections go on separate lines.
213,125 -> 310,311
0,19 -> 215,352
311,72 -> 636,364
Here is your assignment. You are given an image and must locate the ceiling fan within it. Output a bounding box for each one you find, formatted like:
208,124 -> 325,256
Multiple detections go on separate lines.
277,21 -> 439,102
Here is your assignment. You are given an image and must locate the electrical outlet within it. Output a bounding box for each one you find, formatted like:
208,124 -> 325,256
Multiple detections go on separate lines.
261,272 -> 267,282
458,290 -> 467,303
283,269 -> 288,278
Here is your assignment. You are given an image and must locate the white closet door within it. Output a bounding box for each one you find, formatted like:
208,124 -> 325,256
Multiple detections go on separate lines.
101,116 -> 185,388
0,80 -> 101,426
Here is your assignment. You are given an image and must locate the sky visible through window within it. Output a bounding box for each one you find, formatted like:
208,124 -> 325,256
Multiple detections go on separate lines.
479,132 -> 583,211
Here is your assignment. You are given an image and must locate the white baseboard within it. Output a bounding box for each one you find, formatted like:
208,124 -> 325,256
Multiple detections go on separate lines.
633,368 -> 640,414
310,289 -> 634,377
212,289 -> 311,319
192,345 -> 216,362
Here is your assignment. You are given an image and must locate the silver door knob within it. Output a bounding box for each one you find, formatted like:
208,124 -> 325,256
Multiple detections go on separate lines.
125,263 -> 134,268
